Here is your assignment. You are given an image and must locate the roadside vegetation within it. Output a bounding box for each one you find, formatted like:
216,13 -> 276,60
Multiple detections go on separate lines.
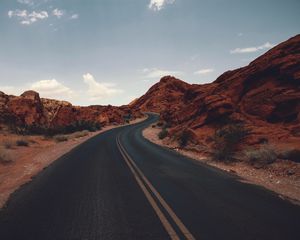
0,147 -> 12,164
158,128 -> 168,139
53,135 -> 69,142
16,138 -> 29,147
243,144 -> 277,168
211,123 -> 250,162
278,149 -> 300,163
179,130 -> 192,148
9,120 -> 102,137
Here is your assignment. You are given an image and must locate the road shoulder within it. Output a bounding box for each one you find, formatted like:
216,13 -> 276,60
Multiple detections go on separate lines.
143,125 -> 300,204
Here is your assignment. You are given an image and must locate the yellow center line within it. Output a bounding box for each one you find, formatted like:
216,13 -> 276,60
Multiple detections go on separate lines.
116,135 -> 196,240
116,137 -> 180,240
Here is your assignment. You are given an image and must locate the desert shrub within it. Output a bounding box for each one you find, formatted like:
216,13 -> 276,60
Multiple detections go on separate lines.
179,130 -> 191,148
158,128 -> 168,140
16,138 -> 29,147
157,121 -> 164,127
54,135 -> 68,142
10,120 -> 102,137
278,149 -> 300,163
123,113 -> 132,122
74,130 -> 89,138
3,140 -> 14,149
244,144 -> 277,167
211,123 -> 249,161
0,148 -> 12,164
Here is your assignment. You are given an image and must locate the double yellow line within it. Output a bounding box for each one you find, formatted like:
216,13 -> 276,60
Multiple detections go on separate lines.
116,135 -> 196,240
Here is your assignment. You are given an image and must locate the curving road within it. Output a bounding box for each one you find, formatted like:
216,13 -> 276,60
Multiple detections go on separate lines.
0,113 -> 299,240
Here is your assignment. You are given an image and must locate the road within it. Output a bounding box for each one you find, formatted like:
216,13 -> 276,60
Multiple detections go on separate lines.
0,113 -> 299,240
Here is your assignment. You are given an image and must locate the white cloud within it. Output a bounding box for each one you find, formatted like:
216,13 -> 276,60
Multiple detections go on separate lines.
30,79 -> 74,99
194,68 -> 214,75
148,0 -> 175,11
8,9 -> 48,25
230,42 -> 275,54
83,73 -> 123,101
8,9 -> 27,18
70,14 -> 79,19
142,68 -> 183,78
52,8 -> 64,18
17,0 -> 34,6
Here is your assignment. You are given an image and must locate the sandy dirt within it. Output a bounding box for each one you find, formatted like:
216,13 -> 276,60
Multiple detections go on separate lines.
143,126 -> 300,204
0,116 -> 146,208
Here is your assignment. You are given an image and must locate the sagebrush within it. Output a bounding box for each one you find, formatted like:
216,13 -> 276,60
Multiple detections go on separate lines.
211,123 -> 249,161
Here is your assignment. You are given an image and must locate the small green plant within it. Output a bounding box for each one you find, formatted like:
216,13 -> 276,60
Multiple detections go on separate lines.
54,135 -> 69,142
158,128 -> 168,140
16,138 -> 29,147
244,144 -> 277,168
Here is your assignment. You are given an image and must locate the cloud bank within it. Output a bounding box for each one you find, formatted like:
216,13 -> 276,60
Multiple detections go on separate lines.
8,9 -> 48,25
194,68 -> 214,75
142,68 -> 183,78
230,42 -> 274,54
83,73 -> 123,102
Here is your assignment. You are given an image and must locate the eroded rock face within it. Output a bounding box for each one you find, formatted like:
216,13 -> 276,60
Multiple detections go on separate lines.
0,92 -> 142,131
6,91 -> 47,126
131,34 -> 300,147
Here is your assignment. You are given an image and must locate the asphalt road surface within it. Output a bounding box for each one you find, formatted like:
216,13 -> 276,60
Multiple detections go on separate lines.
0,113 -> 299,240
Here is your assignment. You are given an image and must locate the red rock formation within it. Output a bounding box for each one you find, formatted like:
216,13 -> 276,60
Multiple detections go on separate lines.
131,34 -> 300,148
0,91 -> 142,132
0,91 -> 47,127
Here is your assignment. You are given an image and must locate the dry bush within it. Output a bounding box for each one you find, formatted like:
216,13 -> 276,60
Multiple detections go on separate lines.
278,149 -> 300,163
0,148 -> 13,164
158,128 -> 168,140
74,130 -> 89,138
16,138 -> 29,147
244,144 -> 277,168
179,130 -> 192,148
3,139 -> 14,149
156,121 -> 164,127
211,123 -> 249,161
54,135 -> 69,142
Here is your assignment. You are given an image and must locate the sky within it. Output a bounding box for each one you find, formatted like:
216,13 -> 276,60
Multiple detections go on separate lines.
0,0 -> 299,106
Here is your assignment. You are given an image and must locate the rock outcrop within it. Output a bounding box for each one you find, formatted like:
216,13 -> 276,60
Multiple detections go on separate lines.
131,34 -> 300,148
0,91 -> 141,132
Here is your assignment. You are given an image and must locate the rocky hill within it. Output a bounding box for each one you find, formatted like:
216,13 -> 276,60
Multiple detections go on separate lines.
131,35 -> 300,149
0,91 -> 141,133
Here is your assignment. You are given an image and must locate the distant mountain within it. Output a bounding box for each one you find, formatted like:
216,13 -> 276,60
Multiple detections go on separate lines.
131,34 -> 300,148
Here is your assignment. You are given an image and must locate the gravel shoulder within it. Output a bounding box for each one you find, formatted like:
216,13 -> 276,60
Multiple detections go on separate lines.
143,126 -> 300,204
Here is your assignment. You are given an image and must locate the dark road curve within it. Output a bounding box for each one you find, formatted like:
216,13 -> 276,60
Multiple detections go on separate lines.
0,114 -> 299,240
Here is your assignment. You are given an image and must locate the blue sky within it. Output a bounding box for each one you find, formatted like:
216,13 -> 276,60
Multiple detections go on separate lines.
0,0 -> 299,106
